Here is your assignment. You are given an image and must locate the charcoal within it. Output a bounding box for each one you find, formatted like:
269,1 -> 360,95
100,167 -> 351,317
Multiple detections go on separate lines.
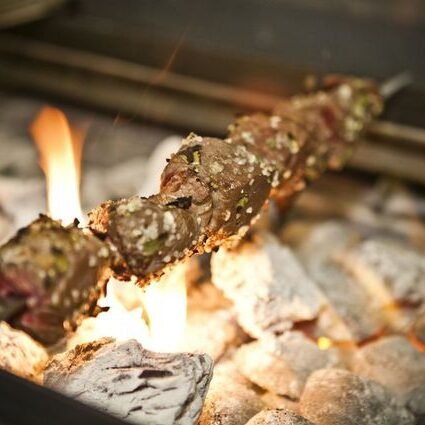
235,331 -> 340,399
352,335 -> 425,400
313,306 -> 359,342
279,220 -> 319,248
182,309 -> 246,361
297,221 -> 358,263
199,369 -> 265,425
0,321 -> 48,382
288,177 -> 425,244
340,238 -> 425,306
245,409 -> 314,425
412,312 -> 425,347
44,338 -> 213,425
300,369 -> 414,425
211,234 -> 324,338
298,221 -> 386,342
313,265 -> 386,341
406,384 -> 425,422
187,281 -> 232,313
212,358 -> 254,388
261,393 -> 300,414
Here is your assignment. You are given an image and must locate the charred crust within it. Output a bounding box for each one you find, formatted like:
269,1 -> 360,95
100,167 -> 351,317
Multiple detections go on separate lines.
178,144 -> 202,164
166,196 -> 193,209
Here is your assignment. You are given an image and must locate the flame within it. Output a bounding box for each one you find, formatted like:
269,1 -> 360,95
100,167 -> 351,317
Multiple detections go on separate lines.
69,266 -> 187,352
30,106 -> 188,352
142,263 -> 187,352
67,279 -> 151,348
30,106 -> 84,224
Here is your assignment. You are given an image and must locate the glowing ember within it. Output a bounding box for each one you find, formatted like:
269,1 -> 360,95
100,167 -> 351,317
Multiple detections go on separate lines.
30,106 -> 84,225
317,337 -> 332,350
30,106 -> 188,351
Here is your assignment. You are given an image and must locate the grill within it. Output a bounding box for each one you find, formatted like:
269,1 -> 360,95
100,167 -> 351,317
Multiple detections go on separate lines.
0,2 -> 424,425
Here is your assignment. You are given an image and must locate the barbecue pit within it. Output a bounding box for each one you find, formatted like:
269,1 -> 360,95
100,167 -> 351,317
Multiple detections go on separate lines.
0,2 -> 424,425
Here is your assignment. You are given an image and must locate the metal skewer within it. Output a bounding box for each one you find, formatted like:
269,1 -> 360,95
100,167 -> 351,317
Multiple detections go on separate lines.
380,72 -> 412,100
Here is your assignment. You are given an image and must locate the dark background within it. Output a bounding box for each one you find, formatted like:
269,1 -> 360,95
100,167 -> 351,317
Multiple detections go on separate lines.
0,0 -> 424,130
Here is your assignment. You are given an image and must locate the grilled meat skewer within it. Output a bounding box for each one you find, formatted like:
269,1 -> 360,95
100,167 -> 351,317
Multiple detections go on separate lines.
89,75 -> 382,283
0,75 -> 383,343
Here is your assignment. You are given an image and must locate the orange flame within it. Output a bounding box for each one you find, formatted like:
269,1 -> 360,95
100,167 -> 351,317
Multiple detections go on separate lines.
30,106 -> 84,225
30,106 -> 188,352
69,266 -> 188,352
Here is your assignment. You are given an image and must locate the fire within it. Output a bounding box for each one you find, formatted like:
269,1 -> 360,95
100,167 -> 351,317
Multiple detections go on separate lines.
30,107 -> 84,225
68,267 -> 187,352
30,106 -> 187,352
142,263 -> 187,351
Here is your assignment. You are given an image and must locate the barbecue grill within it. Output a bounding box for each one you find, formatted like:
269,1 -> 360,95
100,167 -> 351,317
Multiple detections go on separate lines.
0,2 -> 424,425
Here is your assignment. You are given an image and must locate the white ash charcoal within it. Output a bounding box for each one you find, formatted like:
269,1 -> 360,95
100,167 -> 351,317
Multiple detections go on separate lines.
364,179 -> 420,220
199,370 -> 265,425
187,281 -> 232,313
297,221 -> 358,264
312,266 -> 386,342
198,385 -> 264,425
261,393 -> 300,415
44,338 -> 213,425
313,306 -> 357,342
298,222 -> 385,342
406,384 -> 425,421
339,238 -> 425,306
246,409 -> 314,425
211,234 -> 324,338
291,177 -> 372,223
352,335 -> 425,401
279,220 -> 319,248
0,321 -> 48,382
300,369 -> 415,425
212,358 -> 254,388
235,331 -> 341,399
412,312 -> 425,347
181,310 -> 246,361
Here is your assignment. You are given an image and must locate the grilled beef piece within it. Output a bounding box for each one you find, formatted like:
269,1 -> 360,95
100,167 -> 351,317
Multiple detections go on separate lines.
0,215 -> 110,344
